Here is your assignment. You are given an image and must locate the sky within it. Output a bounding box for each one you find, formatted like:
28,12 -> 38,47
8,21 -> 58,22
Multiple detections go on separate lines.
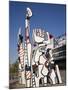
9,1 -> 66,64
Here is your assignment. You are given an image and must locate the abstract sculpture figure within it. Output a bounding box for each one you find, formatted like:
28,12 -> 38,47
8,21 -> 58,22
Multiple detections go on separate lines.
17,7 -> 62,88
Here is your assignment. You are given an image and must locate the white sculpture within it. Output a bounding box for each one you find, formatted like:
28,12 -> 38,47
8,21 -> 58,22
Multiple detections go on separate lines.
32,29 -> 61,87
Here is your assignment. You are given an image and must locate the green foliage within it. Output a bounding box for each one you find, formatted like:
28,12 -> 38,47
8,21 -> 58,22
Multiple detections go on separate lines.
9,60 -> 18,75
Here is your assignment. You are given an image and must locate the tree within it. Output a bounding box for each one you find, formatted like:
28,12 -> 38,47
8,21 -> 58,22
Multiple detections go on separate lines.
9,60 -> 18,78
